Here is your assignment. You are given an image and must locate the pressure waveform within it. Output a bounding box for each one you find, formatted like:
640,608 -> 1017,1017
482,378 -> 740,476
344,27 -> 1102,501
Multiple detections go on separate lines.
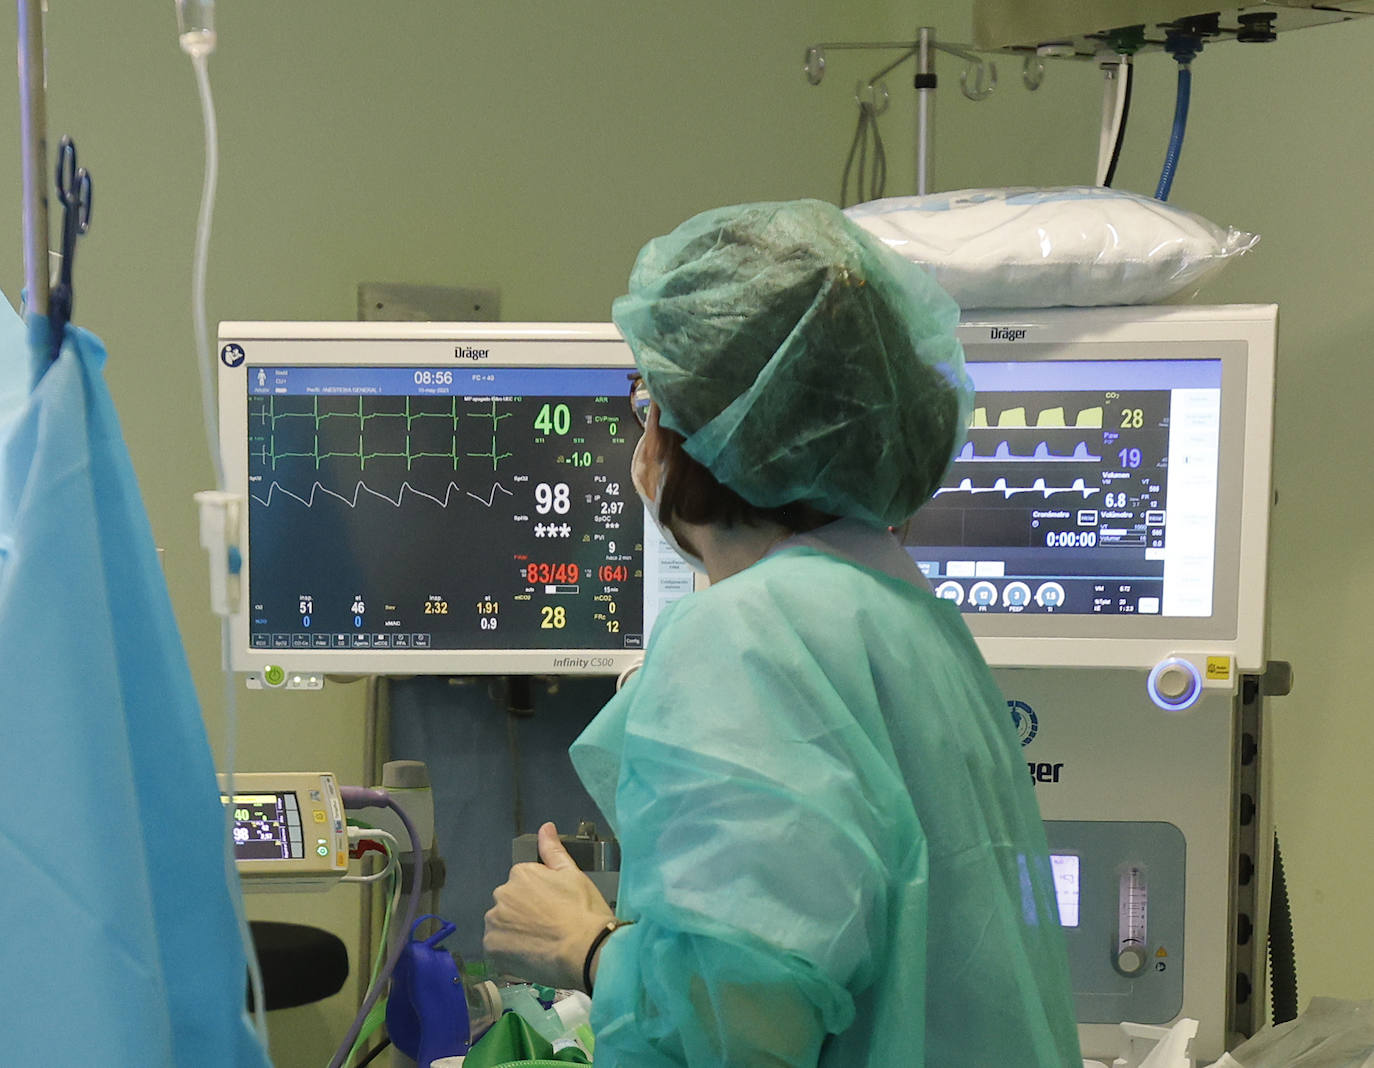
970,406 -> 1104,428
934,478 -> 1100,500
250,480 -> 516,509
956,440 -> 1102,463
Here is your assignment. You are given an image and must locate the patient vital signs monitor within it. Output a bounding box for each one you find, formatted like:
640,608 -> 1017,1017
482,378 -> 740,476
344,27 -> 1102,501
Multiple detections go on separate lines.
217,323 -> 693,680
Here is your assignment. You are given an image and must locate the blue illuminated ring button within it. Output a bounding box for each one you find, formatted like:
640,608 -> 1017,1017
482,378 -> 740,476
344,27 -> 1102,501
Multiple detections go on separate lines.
969,581 -> 998,608
1035,582 -> 1066,608
1003,581 -> 1032,608
935,581 -> 965,605
1147,658 -> 1203,711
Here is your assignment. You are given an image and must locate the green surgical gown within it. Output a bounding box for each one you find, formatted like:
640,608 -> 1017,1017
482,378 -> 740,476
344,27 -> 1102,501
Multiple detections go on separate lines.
570,521 -> 1081,1066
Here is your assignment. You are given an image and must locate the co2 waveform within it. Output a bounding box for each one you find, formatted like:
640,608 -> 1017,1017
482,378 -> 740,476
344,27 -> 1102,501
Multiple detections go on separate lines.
250,480 -> 516,509
970,405 -> 1104,428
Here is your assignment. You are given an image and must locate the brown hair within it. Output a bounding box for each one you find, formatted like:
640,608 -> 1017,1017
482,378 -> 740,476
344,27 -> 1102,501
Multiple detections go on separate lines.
654,423 -> 836,536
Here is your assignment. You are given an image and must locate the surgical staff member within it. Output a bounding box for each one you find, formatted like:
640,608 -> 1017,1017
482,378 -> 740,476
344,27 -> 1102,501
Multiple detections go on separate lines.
484,200 -> 1081,1066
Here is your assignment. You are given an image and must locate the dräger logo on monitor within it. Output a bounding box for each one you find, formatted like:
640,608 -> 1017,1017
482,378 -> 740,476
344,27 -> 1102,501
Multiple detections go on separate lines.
989,327 -> 1028,341
453,346 -> 491,360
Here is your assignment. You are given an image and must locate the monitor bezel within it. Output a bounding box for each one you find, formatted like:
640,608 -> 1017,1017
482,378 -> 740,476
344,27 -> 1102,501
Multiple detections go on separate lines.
946,305 -> 1276,671
218,322 -> 666,677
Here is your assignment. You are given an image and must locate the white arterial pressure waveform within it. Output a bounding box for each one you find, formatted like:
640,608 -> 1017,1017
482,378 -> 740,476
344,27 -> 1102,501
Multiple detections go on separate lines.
250,480 -> 516,509
934,477 -> 1101,499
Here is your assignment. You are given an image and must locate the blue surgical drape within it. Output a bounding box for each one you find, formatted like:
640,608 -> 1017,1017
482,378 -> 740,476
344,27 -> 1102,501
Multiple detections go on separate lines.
0,309 -> 270,1066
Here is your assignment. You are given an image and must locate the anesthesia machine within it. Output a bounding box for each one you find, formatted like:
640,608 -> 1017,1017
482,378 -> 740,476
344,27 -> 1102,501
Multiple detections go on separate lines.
905,304 -> 1283,1063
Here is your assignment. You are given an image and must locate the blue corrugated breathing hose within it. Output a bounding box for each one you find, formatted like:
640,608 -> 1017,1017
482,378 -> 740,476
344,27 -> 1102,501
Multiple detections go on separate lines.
1156,33 -> 1201,202
1155,62 -> 1192,201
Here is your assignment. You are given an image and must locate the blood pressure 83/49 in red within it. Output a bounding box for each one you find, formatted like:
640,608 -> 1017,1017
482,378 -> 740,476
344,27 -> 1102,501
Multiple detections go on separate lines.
525,562 -> 581,584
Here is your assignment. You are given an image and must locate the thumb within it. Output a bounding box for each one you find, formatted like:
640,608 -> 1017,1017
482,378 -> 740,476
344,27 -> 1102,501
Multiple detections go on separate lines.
537,821 -> 578,871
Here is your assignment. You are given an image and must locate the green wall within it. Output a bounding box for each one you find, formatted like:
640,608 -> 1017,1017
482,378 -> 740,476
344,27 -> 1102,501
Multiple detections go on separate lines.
2,3 -> 1370,1064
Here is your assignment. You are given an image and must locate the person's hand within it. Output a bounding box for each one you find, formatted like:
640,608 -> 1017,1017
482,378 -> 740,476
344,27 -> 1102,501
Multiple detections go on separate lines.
483,821 -> 615,990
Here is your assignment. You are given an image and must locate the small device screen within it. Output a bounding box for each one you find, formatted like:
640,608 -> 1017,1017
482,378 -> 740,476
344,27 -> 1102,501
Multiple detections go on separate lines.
906,358 -> 1222,619
1051,853 -> 1081,928
226,791 -> 303,861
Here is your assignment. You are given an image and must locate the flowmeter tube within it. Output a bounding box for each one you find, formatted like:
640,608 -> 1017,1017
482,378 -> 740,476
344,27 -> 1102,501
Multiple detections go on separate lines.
1117,865 -> 1149,974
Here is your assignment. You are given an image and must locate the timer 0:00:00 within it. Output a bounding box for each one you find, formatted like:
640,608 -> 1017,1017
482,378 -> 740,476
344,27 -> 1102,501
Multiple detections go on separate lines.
1045,530 -> 1098,549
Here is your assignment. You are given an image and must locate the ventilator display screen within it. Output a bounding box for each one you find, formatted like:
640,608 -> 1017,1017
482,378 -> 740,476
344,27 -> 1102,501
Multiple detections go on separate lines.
242,363 -> 688,666
906,359 -> 1222,619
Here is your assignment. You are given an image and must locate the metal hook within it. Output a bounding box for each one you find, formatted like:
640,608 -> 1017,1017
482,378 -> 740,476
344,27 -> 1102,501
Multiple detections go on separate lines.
804,46 -> 826,86
1022,55 -> 1046,91
854,79 -> 890,116
959,57 -> 997,101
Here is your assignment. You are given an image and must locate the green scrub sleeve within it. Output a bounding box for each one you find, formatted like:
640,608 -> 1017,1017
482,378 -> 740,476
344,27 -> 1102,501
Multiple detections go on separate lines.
592,921 -> 837,1065
575,588 -> 931,1065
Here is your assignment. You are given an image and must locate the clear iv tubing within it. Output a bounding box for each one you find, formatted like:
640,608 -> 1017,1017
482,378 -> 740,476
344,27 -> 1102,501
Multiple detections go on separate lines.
190,51 -> 222,492
181,29 -> 269,1049
221,620 -> 265,1047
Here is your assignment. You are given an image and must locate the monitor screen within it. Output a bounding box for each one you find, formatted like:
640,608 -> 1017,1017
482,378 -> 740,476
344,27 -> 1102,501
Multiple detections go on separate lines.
226,791 -> 302,861
220,324 -> 694,676
905,358 -> 1222,619
906,307 -> 1276,670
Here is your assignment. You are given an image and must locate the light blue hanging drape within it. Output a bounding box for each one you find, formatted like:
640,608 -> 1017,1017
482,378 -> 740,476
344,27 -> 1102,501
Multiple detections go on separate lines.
0,304 -> 270,1066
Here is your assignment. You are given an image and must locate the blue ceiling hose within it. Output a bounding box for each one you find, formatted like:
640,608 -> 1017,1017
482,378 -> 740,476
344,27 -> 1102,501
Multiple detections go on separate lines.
1156,33 -> 1201,201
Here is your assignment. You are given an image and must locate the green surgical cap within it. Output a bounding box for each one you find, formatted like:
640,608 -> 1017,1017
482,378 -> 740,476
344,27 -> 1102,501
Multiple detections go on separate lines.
611,199 -> 972,527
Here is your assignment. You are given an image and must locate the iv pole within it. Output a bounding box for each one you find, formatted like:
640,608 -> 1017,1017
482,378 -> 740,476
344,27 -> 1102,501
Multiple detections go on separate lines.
915,29 -> 932,195
18,0 -> 49,316
805,27 -> 1007,196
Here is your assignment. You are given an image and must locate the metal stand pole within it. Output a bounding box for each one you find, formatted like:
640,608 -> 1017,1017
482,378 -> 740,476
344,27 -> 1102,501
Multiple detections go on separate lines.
915,27 -> 935,196
18,0 -> 49,316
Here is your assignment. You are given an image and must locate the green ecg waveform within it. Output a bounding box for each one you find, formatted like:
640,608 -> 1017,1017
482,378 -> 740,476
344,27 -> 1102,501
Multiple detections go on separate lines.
251,395 -> 479,471
465,399 -> 515,471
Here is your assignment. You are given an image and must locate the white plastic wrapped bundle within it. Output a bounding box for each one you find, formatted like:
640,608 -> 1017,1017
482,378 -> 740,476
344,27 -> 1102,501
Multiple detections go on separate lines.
845,187 -> 1259,309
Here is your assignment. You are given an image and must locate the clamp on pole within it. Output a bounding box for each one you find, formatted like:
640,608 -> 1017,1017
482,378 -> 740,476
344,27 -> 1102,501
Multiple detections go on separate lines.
195,490 -> 243,618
